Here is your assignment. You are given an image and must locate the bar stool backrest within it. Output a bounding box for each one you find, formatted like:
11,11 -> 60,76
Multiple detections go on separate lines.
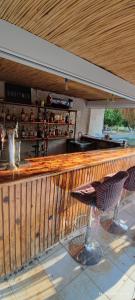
124,166 -> 135,191
96,171 -> 128,211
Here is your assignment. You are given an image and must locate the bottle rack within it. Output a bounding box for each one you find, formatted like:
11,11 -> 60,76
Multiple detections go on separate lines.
0,100 -> 77,156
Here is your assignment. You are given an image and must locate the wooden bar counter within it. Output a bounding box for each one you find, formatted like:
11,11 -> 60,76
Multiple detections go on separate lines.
0,147 -> 135,276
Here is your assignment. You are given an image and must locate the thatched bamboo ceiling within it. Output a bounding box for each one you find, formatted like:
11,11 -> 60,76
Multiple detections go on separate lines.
0,58 -> 111,100
0,0 -> 135,84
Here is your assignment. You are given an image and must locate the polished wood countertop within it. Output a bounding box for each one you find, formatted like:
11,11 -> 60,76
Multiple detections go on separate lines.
0,147 -> 135,184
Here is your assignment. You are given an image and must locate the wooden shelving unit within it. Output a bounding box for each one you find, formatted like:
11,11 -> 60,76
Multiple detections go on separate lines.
0,100 -> 77,156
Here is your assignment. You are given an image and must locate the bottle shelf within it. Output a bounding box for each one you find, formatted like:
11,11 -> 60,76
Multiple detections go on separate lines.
0,100 -> 77,156
47,136 -> 71,140
4,120 -> 75,126
0,100 -> 76,112
21,136 -> 71,141
47,122 -> 75,126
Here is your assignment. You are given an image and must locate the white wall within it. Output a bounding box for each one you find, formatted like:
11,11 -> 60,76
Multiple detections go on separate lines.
88,108 -> 105,136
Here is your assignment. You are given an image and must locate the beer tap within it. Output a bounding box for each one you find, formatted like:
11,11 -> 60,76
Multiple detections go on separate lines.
0,124 -> 6,159
7,122 -> 20,170
15,122 -> 21,167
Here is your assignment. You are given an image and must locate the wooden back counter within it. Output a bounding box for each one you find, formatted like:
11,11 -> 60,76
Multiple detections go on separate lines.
0,147 -> 135,276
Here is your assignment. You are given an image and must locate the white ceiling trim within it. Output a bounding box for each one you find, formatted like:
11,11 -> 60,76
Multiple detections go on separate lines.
86,99 -> 135,109
1,20 -> 135,101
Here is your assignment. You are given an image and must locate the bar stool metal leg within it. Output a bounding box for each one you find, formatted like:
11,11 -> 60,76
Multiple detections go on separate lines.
68,207 -> 103,266
100,199 -> 128,235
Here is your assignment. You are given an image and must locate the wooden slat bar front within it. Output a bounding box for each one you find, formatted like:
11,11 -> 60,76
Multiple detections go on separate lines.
0,148 -> 135,276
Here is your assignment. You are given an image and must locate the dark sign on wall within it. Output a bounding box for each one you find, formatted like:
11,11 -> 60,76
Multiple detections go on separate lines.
5,83 -> 31,104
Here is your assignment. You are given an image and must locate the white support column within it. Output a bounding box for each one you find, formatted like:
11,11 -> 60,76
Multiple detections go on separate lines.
88,109 -> 105,137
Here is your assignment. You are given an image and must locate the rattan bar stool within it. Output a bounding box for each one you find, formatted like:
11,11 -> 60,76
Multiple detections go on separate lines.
124,166 -> 135,239
124,166 -> 135,192
100,170 -> 130,235
69,171 -> 128,266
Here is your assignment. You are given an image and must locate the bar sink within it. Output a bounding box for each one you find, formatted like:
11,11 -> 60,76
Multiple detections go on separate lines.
68,140 -> 95,152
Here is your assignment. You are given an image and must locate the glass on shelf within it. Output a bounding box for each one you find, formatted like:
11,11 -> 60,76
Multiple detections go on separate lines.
21,108 -> 25,121
55,126 -> 58,136
21,126 -> 25,138
69,130 -> 73,138
38,108 -> 43,122
25,113 -> 29,122
30,109 -> 35,122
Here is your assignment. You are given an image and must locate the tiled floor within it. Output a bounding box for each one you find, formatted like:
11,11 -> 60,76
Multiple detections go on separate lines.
1,194 -> 135,300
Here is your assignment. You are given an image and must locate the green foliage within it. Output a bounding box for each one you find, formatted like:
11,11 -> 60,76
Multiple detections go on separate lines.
104,109 -> 125,127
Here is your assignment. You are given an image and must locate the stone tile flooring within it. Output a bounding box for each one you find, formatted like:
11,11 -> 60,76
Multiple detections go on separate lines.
1,194 -> 135,300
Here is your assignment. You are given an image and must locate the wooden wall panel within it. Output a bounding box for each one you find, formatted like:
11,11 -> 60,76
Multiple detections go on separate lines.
30,180 -> 36,258
15,183 -> 21,269
26,182 -> 32,262
9,185 -> 16,272
21,182 -> 27,265
0,187 -> 4,275
0,154 -> 135,277
2,185 -> 10,274
39,177 -> 46,252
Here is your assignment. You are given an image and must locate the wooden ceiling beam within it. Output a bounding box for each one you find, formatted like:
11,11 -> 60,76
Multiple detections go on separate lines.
1,20 -> 135,101
0,58 -> 110,101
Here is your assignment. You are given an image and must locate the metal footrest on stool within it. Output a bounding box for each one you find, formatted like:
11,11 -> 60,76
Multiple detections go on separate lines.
127,226 -> 135,242
68,234 -> 103,266
100,215 -> 128,235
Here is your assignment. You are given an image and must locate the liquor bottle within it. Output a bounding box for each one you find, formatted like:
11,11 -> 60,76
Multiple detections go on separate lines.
59,128 -> 61,136
40,99 -> 45,107
30,109 -> 35,122
38,108 -> 43,122
0,111 -> 2,122
21,126 -> 25,138
37,127 -> 42,138
69,130 -> 73,138
44,111 -> 49,123
55,113 -> 59,123
25,113 -> 29,122
64,129 -> 68,136
47,94 -> 52,106
49,112 -> 55,123
65,114 -> 69,124
62,114 -> 65,124
25,128 -> 29,137
69,116 -> 73,124
12,113 -> 17,122
21,108 -> 25,121
52,126 -> 55,136
44,111 -> 47,123
34,129 -> 37,137
6,109 -> 11,121
59,114 -> 63,123
0,109 -> 4,122
44,129 -> 47,138
41,131 -> 44,138
29,127 -> 33,137
49,129 -> 51,137
61,128 -> 64,136
55,126 -> 58,136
